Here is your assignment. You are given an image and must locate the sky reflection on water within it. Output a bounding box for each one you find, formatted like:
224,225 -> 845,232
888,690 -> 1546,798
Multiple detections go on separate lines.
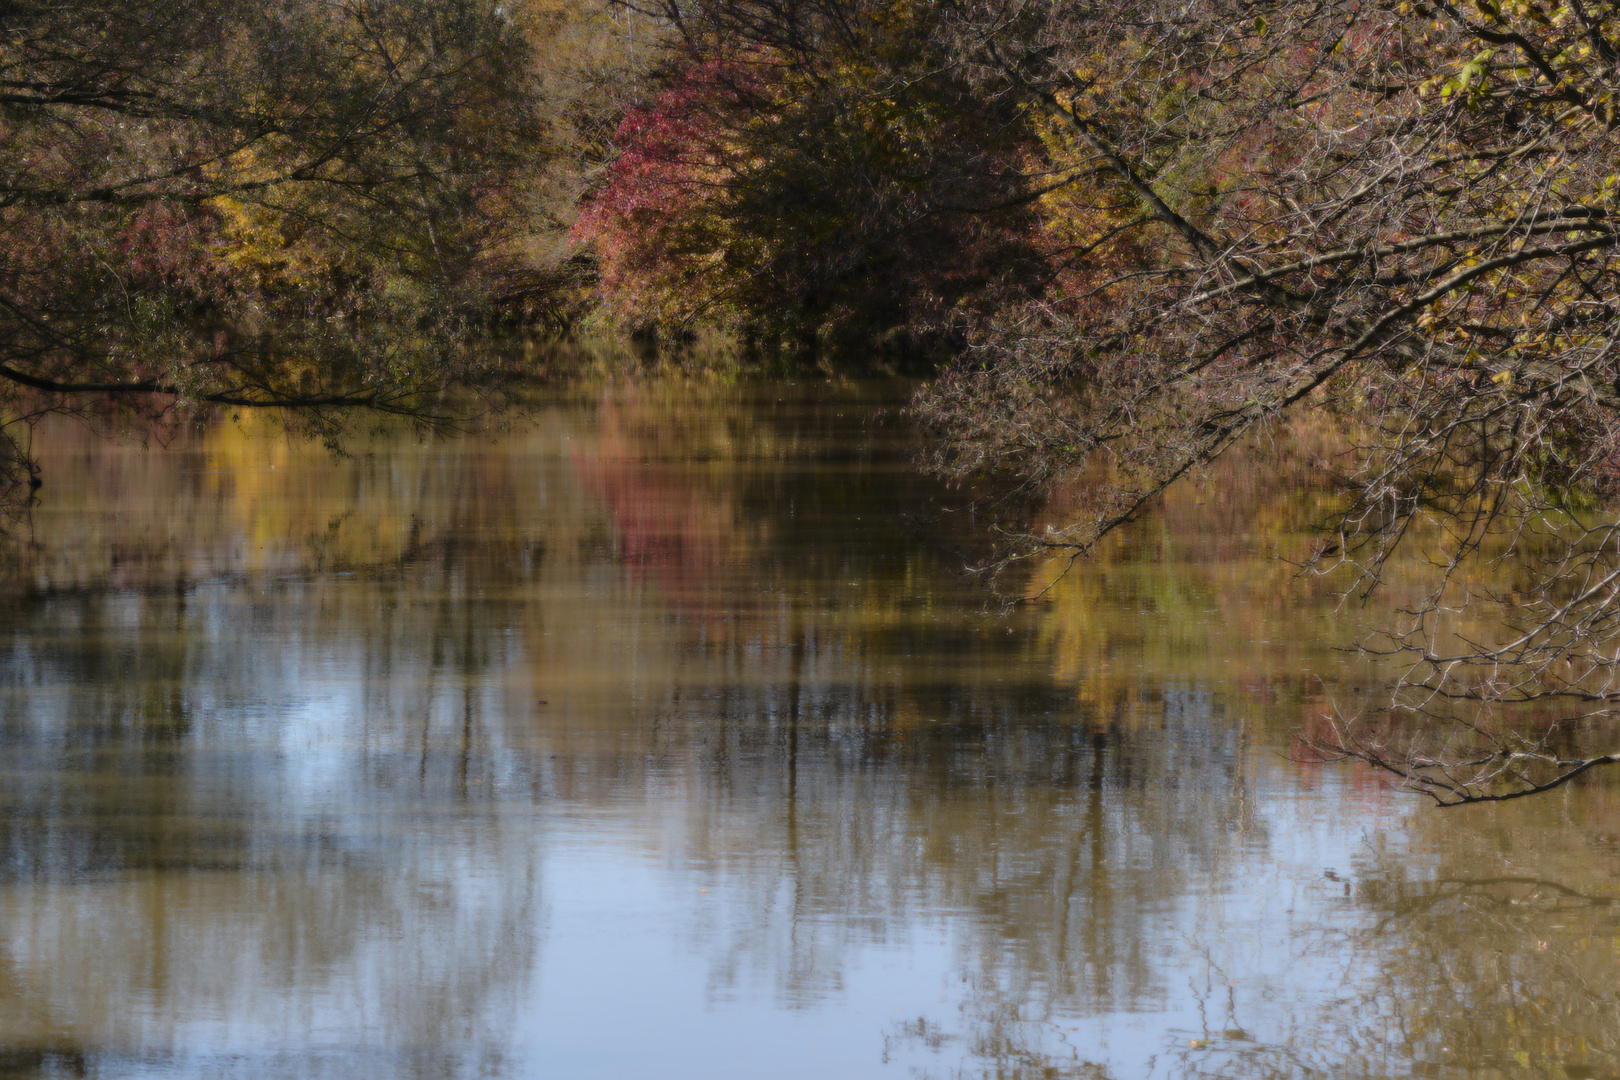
0,384 -> 1615,1079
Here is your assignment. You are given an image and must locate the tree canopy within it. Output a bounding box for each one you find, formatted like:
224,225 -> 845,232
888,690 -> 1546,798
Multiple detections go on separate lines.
0,0 -> 542,499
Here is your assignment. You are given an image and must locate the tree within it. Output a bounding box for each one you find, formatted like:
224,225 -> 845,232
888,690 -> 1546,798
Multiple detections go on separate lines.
913,0 -> 1620,802
575,0 -> 1051,359
0,0 -> 540,504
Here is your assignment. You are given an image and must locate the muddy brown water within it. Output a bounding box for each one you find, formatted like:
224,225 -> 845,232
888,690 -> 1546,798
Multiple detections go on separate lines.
1,381 -> 1616,1079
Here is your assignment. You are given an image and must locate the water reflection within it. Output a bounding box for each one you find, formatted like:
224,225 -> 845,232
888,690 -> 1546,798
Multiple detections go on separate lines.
0,384 -> 1613,1078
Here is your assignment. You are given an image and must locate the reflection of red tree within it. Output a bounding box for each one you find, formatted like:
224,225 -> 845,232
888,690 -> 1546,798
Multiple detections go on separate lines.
1294,692 -> 1396,802
1296,689 -> 1615,804
571,396 -> 764,639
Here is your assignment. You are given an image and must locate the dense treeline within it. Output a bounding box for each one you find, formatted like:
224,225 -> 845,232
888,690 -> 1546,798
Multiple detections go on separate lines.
4,0 -> 1620,800
573,1 -> 1050,357
0,0 -> 643,488
15,0 -> 1608,392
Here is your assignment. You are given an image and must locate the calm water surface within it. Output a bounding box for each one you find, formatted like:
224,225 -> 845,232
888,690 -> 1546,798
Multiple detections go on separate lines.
2,382 -> 1618,1080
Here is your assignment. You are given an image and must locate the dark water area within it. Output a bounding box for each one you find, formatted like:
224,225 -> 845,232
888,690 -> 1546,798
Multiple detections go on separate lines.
1,381 -> 1618,1079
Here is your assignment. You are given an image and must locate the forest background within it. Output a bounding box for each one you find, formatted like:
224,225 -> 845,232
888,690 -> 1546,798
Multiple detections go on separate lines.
4,0 -> 1620,804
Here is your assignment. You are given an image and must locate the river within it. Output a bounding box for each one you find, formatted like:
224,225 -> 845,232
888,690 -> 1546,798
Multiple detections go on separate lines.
1,380 -> 1616,1079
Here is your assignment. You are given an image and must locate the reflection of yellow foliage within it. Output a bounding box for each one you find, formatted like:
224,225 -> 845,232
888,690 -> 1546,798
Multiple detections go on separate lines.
1034,433 -> 1364,726
1032,413 -> 1590,747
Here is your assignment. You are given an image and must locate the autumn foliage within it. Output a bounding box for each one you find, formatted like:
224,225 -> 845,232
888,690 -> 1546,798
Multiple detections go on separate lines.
572,6 -> 1051,359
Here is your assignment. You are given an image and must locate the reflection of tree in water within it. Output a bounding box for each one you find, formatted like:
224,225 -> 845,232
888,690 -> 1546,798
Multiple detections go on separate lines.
0,430 -> 556,1077
959,786 -> 1620,1080
1020,427 -> 1620,1079
558,385 -> 1274,1025
556,387 -> 1420,1080
650,673 -> 1258,994
592,658 -> 1269,1079
1313,792 -> 1620,1080
10,386 -> 1586,1079
0,391 -> 1295,1079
